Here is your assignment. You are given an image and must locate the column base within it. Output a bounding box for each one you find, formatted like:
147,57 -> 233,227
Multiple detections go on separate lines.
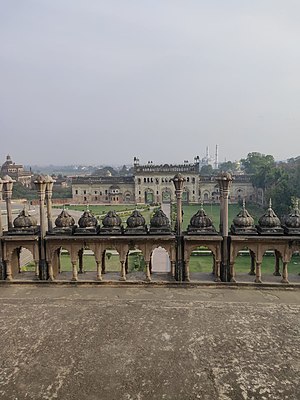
230,277 -> 237,283
254,278 -> 262,283
273,272 -> 281,276
281,278 -> 289,284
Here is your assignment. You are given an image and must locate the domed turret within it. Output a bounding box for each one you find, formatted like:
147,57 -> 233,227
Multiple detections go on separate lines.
187,203 -> 217,235
282,200 -> 300,235
100,210 -> 123,234
257,199 -> 283,235
8,206 -> 39,235
49,207 -> 76,235
55,208 -> 75,228
124,210 -> 147,234
14,208 -> 37,228
231,200 -> 257,235
78,208 -> 98,228
74,206 -> 99,235
149,209 -> 171,234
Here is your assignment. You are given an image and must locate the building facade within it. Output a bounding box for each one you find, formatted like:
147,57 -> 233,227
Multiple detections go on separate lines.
71,160 -> 257,205
1,155 -> 32,187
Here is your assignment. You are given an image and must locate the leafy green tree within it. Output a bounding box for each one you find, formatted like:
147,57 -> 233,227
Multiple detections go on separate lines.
200,165 -> 213,175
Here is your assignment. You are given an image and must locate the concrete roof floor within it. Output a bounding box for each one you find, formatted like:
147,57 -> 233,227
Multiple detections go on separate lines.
0,286 -> 299,400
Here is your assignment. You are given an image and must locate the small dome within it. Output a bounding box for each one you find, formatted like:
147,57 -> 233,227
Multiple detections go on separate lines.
258,199 -> 281,229
232,200 -> 255,228
55,208 -> 75,228
126,210 -> 146,228
284,200 -> 300,229
78,208 -> 98,228
150,209 -> 170,228
102,211 -> 122,228
13,208 -> 37,228
189,205 -> 213,229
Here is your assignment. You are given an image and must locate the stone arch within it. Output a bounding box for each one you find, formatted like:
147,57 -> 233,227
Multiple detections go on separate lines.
124,191 -> 132,203
145,188 -> 154,204
150,246 -> 171,273
162,188 -> 172,203
203,191 -> 210,202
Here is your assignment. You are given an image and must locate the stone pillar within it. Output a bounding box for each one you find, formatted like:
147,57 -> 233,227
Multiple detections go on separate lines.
145,260 -> 151,282
273,252 -> 281,276
249,252 -> 255,275
34,176 -> 47,280
45,175 -> 55,233
214,261 -> 221,282
172,174 -> 185,281
6,260 -> 12,281
216,172 -> 232,282
0,178 -> 3,235
171,261 -> 175,277
71,260 -> 78,281
102,251 -> 106,274
255,261 -> 262,283
34,260 -> 39,279
78,249 -> 84,274
219,191 -> 223,233
96,261 -> 102,281
229,262 -> 236,283
184,260 -> 190,282
3,176 -> 15,231
120,260 -> 126,281
48,261 -> 54,281
0,179 -> 4,280
281,262 -> 289,284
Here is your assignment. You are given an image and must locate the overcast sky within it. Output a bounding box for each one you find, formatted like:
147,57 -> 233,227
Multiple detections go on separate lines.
1,0 -> 300,166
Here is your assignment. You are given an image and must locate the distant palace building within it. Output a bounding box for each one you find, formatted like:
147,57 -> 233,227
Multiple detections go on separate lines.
72,157 -> 257,205
1,155 -> 33,187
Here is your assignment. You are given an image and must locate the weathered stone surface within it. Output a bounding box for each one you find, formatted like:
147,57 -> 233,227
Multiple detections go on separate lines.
0,286 -> 299,399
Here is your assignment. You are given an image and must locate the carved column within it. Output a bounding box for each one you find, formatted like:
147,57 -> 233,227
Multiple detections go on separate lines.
216,172 -> 232,282
120,260 -> 126,281
0,178 -> 3,235
78,249 -> 84,274
229,261 -> 236,283
3,176 -> 15,231
96,261 -> 102,281
102,251 -> 106,274
0,178 -> 4,279
48,261 -> 54,281
184,260 -> 190,282
214,260 -> 221,282
34,176 -> 47,280
45,175 -> 55,233
249,252 -> 255,275
273,252 -> 281,276
255,261 -> 262,283
172,174 -> 185,281
171,261 -> 175,277
71,260 -> 78,281
145,260 -> 151,282
281,262 -> 289,284
5,260 -> 12,281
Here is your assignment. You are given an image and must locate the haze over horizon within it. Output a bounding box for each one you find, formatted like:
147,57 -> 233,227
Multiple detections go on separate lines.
1,0 -> 299,165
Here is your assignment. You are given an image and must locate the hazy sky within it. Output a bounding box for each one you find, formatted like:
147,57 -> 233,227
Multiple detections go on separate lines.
1,0 -> 300,165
